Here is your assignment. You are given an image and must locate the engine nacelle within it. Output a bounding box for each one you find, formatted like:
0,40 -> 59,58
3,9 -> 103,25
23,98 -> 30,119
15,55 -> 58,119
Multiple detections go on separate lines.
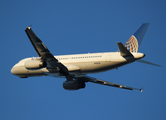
25,60 -> 47,70
63,81 -> 86,90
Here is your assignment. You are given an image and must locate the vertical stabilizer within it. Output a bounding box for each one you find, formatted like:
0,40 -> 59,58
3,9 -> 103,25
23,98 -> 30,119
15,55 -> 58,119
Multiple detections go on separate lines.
124,23 -> 149,52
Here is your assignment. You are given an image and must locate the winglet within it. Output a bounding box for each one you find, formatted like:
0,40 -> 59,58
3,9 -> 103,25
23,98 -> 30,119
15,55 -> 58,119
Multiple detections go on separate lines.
140,87 -> 144,92
117,42 -> 133,57
140,88 -> 143,92
27,27 -> 31,30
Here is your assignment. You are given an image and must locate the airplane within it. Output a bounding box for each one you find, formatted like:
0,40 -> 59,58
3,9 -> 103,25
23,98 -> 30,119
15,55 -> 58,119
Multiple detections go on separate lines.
11,23 -> 160,92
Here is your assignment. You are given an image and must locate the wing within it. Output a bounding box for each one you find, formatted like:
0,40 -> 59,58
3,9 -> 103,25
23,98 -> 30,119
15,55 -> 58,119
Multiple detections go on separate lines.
25,27 -> 69,75
76,76 -> 143,92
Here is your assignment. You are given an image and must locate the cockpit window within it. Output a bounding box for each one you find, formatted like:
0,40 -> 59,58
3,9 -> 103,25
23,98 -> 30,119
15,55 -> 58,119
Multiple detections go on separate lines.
15,58 -> 32,67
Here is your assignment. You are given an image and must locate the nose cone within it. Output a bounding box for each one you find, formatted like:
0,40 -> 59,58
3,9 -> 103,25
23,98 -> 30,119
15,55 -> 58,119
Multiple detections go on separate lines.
11,67 -> 17,75
11,66 -> 28,78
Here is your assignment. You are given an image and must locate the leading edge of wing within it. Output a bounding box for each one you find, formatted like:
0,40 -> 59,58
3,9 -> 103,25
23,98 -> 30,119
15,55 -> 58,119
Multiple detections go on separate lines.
25,27 -> 55,60
25,27 -> 69,74
79,76 -> 142,92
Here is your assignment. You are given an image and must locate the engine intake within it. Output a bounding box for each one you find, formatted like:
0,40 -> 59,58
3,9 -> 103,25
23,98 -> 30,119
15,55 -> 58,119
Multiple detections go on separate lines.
25,60 -> 47,70
63,81 -> 86,90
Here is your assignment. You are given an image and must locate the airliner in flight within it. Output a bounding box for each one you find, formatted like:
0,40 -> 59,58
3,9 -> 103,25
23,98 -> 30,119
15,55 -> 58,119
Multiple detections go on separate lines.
11,23 -> 160,91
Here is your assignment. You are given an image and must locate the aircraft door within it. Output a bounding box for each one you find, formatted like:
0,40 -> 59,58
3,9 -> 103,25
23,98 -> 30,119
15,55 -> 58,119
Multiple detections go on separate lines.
106,54 -> 111,62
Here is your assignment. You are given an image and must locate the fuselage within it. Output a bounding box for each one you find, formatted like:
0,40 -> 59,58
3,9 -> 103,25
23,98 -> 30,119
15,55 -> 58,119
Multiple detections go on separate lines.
11,52 -> 145,78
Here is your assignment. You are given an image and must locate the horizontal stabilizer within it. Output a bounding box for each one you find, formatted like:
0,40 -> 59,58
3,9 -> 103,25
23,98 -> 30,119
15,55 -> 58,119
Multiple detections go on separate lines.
137,60 -> 161,67
117,42 -> 133,57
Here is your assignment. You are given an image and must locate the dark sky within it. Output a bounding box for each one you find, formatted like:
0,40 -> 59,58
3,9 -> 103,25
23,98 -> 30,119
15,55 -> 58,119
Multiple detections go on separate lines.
1,0 -> 166,120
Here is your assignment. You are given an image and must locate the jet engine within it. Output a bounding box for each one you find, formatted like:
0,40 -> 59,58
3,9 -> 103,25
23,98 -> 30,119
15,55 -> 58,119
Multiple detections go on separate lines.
63,81 -> 86,90
25,60 -> 47,70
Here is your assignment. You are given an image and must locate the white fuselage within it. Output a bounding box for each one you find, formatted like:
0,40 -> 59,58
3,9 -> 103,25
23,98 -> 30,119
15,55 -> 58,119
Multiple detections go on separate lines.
11,52 -> 145,78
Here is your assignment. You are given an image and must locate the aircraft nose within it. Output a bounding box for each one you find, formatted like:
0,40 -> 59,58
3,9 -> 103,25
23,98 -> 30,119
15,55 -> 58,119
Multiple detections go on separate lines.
11,66 -> 18,75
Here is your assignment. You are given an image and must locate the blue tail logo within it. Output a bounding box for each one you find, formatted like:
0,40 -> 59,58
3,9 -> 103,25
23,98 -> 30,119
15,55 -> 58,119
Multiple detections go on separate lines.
124,23 -> 149,53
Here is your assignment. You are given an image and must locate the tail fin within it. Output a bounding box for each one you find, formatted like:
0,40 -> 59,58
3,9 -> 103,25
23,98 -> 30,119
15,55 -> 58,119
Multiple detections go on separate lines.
124,23 -> 149,53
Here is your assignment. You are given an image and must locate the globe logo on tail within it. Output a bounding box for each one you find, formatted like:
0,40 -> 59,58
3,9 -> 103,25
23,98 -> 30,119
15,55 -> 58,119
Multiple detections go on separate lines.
124,35 -> 138,53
